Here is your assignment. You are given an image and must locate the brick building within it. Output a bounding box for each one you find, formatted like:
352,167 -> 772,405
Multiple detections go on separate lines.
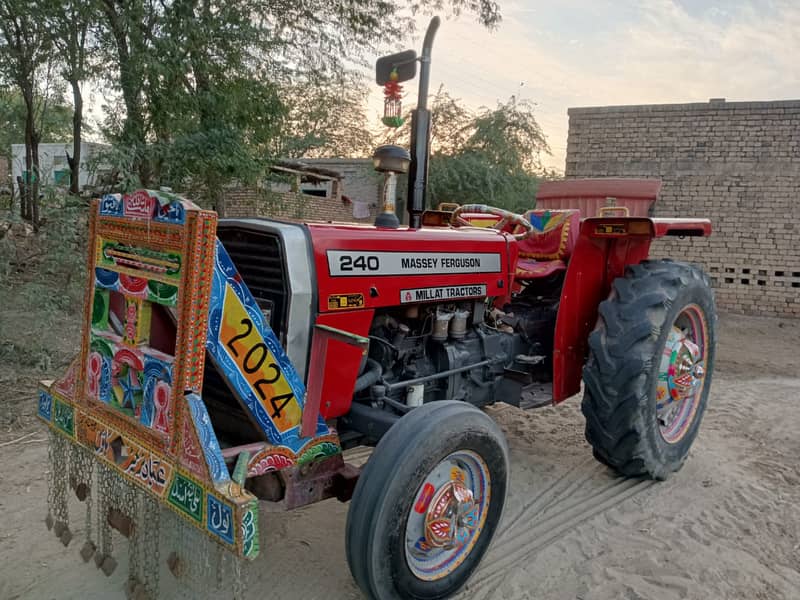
224,158 -> 383,223
566,99 -> 800,317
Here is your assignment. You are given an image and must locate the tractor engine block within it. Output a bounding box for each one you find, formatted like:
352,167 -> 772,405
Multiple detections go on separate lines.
360,301 -> 523,412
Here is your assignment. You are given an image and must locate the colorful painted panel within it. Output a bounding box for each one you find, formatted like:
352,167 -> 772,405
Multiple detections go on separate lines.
179,414 -> 209,480
206,241 -> 336,457
42,391 -> 259,550
38,389 -> 53,422
185,393 -> 231,486
99,190 -> 190,225
39,190 -> 268,566
53,398 -> 75,437
207,494 -> 235,545
86,332 -> 174,434
168,472 -> 204,523
53,358 -> 80,398
94,267 -> 179,307
241,502 -> 259,559
98,239 -> 182,281
246,434 -> 341,477
78,416 -> 174,496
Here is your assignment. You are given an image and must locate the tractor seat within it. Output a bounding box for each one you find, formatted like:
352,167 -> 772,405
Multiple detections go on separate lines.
513,209 -> 581,280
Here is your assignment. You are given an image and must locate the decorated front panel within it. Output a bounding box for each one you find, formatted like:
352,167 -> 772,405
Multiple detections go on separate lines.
39,190 -> 265,563
85,203 -> 184,438
206,241 -> 341,463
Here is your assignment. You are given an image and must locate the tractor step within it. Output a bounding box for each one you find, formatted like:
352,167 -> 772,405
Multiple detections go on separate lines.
495,368 -> 553,410
517,383 -> 553,409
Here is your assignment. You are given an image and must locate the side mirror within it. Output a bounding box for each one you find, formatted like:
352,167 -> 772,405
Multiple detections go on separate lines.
375,50 -> 417,85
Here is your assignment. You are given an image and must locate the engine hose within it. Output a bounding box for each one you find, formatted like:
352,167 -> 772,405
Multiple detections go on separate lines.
354,358 -> 382,392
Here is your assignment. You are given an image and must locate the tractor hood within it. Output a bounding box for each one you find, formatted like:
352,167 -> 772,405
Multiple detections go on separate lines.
305,222 -> 517,313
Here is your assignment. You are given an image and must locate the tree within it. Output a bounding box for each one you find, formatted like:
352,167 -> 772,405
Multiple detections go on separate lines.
0,0 -> 53,227
43,0 -> 98,195
382,90 -> 550,213
0,88 -> 74,161
430,96 -> 550,213
276,74 -> 376,159
96,0 -> 156,185
91,0 -> 501,199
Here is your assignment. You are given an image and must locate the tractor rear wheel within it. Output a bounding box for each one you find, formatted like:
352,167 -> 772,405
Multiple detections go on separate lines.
345,401 -> 508,599
582,260 -> 716,480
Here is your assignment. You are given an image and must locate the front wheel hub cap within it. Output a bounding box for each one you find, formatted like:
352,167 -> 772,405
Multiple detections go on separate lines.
424,481 -> 478,548
404,450 -> 491,581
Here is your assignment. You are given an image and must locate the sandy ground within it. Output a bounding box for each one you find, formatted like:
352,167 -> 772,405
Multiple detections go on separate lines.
0,313 -> 798,600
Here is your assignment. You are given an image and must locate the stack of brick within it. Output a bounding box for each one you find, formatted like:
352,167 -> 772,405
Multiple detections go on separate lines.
566,99 -> 800,317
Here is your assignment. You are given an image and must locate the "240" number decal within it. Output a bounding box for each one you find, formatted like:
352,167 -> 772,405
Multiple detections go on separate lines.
338,255 -> 380,272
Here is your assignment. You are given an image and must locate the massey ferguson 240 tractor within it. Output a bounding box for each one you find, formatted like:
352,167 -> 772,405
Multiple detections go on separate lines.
37,17 -> 715,600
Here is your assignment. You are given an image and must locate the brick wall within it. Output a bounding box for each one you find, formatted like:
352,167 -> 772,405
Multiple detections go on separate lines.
302,158 -> 382,206
566,99 -> 800,317
223,188 -> 376,223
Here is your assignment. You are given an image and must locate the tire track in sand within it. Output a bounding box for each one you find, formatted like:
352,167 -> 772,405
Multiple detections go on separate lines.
499,455 -> 596,534
465,461 -> 656,599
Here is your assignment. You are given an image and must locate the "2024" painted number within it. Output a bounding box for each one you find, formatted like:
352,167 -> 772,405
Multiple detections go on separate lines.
225,317 -> 295,420
220,286 -> 302,434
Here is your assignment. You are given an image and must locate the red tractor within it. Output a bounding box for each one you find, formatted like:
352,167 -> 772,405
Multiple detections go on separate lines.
37,17 -> 715,600
223,19 -> 714,597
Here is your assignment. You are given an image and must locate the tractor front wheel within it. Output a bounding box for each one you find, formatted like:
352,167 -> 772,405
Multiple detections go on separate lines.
345,401 -> 508,599
582,260 -> 716,480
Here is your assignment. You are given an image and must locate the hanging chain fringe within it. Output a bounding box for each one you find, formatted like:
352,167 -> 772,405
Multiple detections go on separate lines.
46,432 -> 249,599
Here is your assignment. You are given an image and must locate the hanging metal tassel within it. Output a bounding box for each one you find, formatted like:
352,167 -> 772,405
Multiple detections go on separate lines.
95,463 -> 117,576
69,445 -> 97,562
125,488 -> 161,600
45,430 -> 56,532
49,433 -> 72,546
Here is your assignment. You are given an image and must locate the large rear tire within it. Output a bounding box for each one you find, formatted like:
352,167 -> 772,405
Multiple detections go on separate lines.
345,401 -> 508,599
582,260 -> 716,480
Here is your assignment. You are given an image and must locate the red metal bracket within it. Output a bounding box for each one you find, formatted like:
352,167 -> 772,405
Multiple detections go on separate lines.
301,324 -> 369,437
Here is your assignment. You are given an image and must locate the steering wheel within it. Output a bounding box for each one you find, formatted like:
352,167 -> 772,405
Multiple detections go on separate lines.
450,204 -> 536,241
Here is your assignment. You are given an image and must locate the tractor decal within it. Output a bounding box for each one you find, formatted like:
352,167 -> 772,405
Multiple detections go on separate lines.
326,249 -> 502,277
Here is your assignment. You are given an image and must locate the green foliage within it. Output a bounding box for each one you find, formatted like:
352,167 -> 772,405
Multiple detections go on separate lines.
276,75 -> 376,159
89,0 -> 501,203
0,197 -> 86,371
468,96 -> 549,173
0,88 -> 76,158
429,153 -> 541,214
429,96 -> 550,213
383,89 -> 550,213
157,128 -> 267,208
4,0 -> 505,218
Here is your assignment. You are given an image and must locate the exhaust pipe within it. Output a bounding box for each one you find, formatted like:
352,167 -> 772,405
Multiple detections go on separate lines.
406,17 -> 440,229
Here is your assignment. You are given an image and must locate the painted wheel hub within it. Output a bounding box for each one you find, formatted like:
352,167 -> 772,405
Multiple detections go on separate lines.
656,304 -> 709,443
664,334 -> 703,401
423,480 -> 479,548
405,450 -> 490,581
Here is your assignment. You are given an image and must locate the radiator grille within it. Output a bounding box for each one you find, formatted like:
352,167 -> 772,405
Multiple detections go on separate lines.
215,227 -> 288,342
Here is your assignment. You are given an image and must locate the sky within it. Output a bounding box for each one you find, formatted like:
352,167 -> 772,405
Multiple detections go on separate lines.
366,0 -> 800,171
